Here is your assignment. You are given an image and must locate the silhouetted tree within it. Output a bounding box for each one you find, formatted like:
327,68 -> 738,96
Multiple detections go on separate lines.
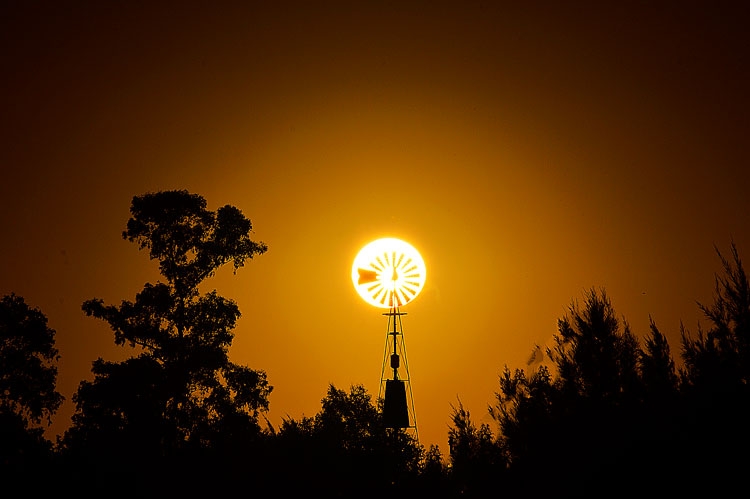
490,364 -> 556,493
678,241 -> 750,494
272,384 -> 423,497
640,317 -> 679,401
418,444 -> 451,497
60,190 -> 270,488
489,275 -> 750,498
682,242 -> 750,390
447,399 -> 505,497
491,288 -> 660,498
553,288 -> 642,405
0,293 -> 63,477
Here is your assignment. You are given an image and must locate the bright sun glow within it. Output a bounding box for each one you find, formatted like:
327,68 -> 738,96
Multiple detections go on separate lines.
351,237 -> 426,308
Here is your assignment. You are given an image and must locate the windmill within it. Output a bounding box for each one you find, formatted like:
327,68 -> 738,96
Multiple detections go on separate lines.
351,237 -> 426,438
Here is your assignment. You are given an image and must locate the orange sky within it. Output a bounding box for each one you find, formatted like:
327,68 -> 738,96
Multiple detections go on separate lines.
1,2 -> 748,453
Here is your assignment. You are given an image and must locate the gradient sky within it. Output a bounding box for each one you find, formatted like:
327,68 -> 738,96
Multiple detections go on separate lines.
2,2 -> 748,453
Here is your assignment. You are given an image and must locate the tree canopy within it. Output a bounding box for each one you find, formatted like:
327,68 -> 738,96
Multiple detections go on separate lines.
62,190 -> 271,466
0,293 -> 63,427
0,293 -> 63,473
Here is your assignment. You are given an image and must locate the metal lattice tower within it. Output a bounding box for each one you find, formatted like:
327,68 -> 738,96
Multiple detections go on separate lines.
378,305 -> 418,439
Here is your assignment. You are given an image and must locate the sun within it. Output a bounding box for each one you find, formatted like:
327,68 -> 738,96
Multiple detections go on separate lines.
351,237 -> 426,308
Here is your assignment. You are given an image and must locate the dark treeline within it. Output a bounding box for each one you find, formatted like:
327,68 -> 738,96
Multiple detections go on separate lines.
2,190 -> 749,497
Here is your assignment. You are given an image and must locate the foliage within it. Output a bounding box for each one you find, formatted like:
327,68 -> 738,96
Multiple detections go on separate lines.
0,293 -> 63,473
271,384 -> 424,497
491,365 -> 555,467
677,241 -> 750,493
681,241 -> 750,389
61,190 -> 270,462
481,246 -> 750,497
639,316 -> 679,401
447,399 -> 505,497
488,288 -> 677,497
551,288 -> 642,405
0,293 -> 63,426
124,189 -> 266,291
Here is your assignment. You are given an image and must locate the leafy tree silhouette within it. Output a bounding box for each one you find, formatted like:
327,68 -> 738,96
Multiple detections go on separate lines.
0,293 -> 63,481
553,288 -> 642,404
640,316 -> 679,402
485,245 -> 750,499
490,288 -> 673,498
682,242 -> 750,390
491,364 -> 557,494
678,241 -> 750,495
59,190 -> 270,491
419,443 -> 451,497
447,399 -> 505,497
271,383 -> 424,497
